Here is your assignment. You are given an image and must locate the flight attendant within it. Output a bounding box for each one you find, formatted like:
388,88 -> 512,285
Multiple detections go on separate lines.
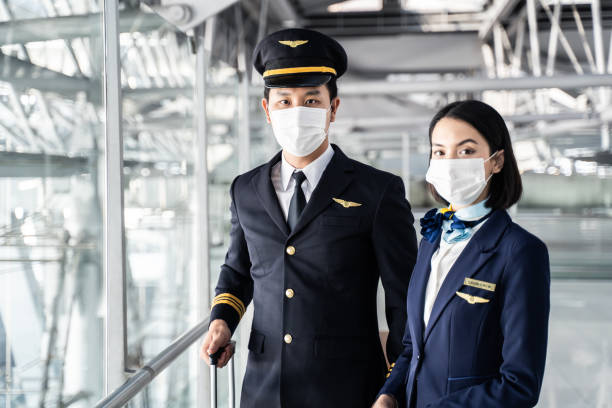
374,100 -> 550,408
200,28 -> 418,408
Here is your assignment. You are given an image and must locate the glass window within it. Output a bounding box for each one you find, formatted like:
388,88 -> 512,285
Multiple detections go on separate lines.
119,5 -> 198,372
0,1 -> 105,406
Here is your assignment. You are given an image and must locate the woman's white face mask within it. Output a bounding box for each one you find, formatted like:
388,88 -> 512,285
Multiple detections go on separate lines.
269,106 -> 329,157
425,152 -> 498,207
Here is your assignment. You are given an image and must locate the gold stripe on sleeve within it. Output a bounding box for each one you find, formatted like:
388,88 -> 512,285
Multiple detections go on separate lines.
211,299 -> 244,318
214,293 -> 245,312
214,295 -> 245,315
212,293 -> 246,318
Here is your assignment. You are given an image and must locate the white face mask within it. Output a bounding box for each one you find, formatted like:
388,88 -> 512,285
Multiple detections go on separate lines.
425,152 -> 498,207
269,106 -> 329,157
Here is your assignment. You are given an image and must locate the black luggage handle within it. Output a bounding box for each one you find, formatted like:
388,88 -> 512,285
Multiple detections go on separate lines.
209,340 -> 236,408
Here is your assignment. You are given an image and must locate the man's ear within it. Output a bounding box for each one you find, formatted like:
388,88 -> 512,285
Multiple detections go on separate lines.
261,98 -> 271,124
330,97 -> 340,122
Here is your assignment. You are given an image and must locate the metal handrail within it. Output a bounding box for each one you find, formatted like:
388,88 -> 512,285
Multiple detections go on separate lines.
95,317 -> 210,408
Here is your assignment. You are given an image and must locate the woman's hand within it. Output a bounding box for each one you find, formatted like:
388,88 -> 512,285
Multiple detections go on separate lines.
372,394 -> 398,408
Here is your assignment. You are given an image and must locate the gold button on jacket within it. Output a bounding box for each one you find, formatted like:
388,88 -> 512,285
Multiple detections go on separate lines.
286,246 -> 295,255
284,334 -> 293,344
285,288 -> 295,298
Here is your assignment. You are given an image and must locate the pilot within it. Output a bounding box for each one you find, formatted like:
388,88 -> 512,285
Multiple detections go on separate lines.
200,27 -> 418,408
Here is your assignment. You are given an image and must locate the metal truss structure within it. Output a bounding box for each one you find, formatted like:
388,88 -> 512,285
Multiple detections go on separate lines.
295,0 -> 612,177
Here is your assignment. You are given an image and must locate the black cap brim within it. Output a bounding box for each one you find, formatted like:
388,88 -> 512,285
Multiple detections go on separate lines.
264,73 -> 333,88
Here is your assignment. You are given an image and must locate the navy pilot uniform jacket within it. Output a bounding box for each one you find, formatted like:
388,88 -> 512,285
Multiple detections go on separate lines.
210,144 -> 418,408
379,209 -> 550,407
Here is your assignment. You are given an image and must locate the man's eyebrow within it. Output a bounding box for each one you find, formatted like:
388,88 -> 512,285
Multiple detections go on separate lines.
275,91 -> 291,96
305,89 -> 321,95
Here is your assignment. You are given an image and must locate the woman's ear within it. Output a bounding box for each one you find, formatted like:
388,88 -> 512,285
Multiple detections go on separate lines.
261,98 -> 271,124
492,149 -> 505,174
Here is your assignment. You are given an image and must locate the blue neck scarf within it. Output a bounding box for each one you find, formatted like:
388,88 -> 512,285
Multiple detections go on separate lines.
420,200 -> 492,244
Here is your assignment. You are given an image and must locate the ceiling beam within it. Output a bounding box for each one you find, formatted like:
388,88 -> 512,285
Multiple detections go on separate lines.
0,53 -> 92,94
334,112 -> 597,131
339,73 -> 612,95
0,151 -> 193,178
0,10 -> 165,46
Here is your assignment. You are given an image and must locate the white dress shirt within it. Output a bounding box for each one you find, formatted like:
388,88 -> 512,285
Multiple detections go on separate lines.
422,217 -> 488,327
271,144 -> 334,220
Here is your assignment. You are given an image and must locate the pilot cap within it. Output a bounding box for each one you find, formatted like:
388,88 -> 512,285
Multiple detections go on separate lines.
253,28 -> 347,88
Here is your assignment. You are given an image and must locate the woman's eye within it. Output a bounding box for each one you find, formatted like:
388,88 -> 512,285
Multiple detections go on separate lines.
460,149 -> 476,155
433,150 -> 444,157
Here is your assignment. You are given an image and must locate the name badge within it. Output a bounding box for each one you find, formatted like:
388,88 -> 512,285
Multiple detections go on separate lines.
464,277 -> 496,292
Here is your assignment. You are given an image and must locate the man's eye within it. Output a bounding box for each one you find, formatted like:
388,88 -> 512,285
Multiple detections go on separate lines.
279,100 -> 289,105
305,99 -> 319,104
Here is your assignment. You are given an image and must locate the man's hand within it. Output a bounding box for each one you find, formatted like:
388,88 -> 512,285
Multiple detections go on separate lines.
200,319 -> 233,368
372,394 -> 398,408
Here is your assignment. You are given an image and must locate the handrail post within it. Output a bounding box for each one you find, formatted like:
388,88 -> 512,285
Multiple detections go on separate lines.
193,15 -> 214,408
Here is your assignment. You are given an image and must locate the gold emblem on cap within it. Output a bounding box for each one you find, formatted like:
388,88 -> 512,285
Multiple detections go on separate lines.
333,198 -> 362,208
279,40 -> 309,48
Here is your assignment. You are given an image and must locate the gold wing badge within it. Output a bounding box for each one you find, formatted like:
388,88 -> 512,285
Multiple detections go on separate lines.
332,198 -> 362,208
456,291 -> 490,304
278,40 -> 309,48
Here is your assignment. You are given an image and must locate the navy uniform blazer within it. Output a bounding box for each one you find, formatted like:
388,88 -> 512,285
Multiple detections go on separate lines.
210,144 -> 418,408
379,210 -> 550,408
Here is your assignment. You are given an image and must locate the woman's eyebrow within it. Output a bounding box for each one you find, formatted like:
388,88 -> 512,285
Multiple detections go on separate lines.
457,138 -> 478,146
432,138 -> 478,148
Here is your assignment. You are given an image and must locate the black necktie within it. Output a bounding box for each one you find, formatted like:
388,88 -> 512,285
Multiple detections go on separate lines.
287,171 -> 307,231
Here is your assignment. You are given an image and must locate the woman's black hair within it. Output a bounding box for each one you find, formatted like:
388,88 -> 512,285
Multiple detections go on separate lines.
427,100 -> 523,210
264,78 -> 337,101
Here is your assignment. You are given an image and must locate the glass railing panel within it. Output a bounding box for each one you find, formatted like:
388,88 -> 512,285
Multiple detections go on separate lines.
119,5 -> 198,367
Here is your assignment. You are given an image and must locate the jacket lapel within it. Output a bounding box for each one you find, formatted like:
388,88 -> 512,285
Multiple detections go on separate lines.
423,210 -> 512,343
408,236 -> 440,351
250,151 -> 290,237
288,144 -> 354,238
